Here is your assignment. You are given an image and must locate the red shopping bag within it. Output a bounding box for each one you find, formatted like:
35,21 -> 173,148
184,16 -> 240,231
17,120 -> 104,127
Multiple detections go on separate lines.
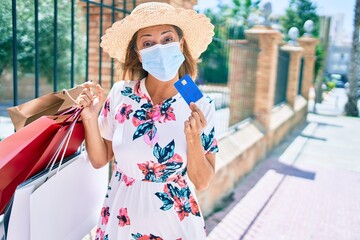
25,117 -> 84,179
0,108 -> 84,214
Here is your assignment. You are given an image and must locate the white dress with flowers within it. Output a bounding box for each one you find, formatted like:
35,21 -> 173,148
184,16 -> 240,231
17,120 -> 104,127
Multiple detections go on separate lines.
95,79 -> 219,240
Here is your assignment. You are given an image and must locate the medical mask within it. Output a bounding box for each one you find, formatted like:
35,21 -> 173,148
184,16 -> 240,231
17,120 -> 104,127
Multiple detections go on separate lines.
139,42 -> 185,82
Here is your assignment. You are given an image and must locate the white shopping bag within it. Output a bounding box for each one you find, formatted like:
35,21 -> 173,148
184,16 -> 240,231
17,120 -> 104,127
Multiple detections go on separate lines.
0,215 -> 4,240
7,152 -> 108,240
6,153 -> 78,240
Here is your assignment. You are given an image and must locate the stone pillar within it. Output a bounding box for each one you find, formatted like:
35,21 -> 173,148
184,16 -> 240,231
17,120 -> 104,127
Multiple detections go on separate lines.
280,45 -> 304,108
228,40 -> 248,125
245,26 -> 282,129
298,37 -> 319,100
80,0 -> 197,90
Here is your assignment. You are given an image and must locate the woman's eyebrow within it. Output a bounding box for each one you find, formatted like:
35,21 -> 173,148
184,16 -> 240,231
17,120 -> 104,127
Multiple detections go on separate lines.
139,33 -> 152,38
139,30 -> 173,39
161,30 -> 173,35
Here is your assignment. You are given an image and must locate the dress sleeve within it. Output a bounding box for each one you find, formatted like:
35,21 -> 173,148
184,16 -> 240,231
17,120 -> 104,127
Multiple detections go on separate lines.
98,82 -> 123,141
199,96 -> 219,154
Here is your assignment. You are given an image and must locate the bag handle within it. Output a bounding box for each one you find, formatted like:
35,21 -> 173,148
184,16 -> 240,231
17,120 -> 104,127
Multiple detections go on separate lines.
45,108 -> 83,177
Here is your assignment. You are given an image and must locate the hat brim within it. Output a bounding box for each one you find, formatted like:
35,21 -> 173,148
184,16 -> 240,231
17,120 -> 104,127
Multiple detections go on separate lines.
100,8 -> 214,63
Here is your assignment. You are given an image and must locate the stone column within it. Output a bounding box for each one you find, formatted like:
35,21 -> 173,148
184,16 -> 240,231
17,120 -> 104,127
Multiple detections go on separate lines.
228,40 -> 248,125
298,37 -> 319,100
280,45 -> 304,108
245,26 -> 282,129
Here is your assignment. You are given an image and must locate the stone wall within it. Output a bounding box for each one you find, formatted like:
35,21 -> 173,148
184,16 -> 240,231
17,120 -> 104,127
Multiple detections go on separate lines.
197,26 -> 318,217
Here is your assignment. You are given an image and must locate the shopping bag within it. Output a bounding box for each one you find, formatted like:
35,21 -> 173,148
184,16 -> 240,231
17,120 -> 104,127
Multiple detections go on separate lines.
6,152 -> 108,240
0,215 -> 4,240
7,85 -> 84,131
4,151 -> 79,240
0,108 -> 84,214
25,113 -> 85,179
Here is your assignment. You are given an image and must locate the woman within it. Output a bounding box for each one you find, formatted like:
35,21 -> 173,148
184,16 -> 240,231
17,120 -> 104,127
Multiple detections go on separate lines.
78,2 -> 218,239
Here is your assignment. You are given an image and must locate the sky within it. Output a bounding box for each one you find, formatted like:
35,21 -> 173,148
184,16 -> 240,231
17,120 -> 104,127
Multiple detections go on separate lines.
196,0 -> 355,35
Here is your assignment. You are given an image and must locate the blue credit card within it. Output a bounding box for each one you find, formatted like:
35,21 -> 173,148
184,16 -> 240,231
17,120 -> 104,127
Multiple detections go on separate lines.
174,74 -> 203,105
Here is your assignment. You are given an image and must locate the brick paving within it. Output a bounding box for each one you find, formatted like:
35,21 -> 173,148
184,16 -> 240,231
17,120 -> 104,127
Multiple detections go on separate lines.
206,90 -> 360,240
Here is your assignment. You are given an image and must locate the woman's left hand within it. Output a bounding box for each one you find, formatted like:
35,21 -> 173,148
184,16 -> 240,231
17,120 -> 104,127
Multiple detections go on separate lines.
184,102 -> 207,141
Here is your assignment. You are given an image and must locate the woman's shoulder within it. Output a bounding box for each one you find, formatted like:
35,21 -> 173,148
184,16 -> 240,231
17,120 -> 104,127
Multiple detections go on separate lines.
108,79 -> 140,96
112,79 -> 139,90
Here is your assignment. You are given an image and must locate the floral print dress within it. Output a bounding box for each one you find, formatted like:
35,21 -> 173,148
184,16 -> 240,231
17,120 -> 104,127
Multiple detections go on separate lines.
95,79 -> 219,240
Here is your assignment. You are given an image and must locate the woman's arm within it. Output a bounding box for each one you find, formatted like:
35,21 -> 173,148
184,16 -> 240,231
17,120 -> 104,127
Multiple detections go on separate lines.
185,103 -> 216,191
78,82 -> 114,169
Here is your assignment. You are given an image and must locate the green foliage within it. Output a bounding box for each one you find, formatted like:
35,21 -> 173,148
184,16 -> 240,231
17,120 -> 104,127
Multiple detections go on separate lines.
326,80 -> 336,90
280,0 -> 320,38
0,0 -> 85,89
280,0 -> 324,82
199,0 -> 261,84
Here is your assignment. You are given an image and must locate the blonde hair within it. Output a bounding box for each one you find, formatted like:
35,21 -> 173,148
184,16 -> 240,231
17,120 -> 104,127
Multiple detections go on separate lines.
121,25 -> 199,80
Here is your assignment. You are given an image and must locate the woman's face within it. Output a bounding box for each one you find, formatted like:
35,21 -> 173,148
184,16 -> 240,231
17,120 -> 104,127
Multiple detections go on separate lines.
135,25 -> 181,51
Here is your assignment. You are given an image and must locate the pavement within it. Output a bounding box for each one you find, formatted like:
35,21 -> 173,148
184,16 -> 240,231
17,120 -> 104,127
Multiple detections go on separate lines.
205,89 -> 360,240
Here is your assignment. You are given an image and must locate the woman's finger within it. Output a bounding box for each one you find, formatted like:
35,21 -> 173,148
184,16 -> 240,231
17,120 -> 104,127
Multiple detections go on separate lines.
83,89 -> 94,102
191,111 -> 201,127
188,116 -> 197,130
82,81 -> 95,89
96,84 -> 105,102
190,103 -> 207,128
184,120 -> 191,134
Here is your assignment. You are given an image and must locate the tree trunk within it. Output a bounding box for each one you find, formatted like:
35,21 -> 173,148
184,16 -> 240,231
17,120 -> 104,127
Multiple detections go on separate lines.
345,0 -> 360,116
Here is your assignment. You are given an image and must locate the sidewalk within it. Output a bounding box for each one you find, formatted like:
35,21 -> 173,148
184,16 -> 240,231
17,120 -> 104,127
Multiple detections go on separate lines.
205,89 -> 360,240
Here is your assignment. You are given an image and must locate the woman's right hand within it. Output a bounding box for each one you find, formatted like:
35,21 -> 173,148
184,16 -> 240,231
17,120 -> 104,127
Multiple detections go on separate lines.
77,82 -> 105,121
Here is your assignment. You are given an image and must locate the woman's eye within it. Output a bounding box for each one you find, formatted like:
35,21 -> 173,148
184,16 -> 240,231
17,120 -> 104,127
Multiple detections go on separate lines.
143,42 -> 153,48
163,37 -> 173,44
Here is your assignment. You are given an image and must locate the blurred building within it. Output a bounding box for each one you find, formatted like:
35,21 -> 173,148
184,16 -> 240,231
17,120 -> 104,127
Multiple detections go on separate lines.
325,13 -> 352,82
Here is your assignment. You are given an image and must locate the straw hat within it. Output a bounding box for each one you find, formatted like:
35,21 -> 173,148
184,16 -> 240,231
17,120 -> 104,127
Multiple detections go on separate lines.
100,2 -> 215,63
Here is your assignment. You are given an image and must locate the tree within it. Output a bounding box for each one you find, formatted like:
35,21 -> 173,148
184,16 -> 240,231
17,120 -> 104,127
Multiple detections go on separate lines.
345,0 -> 360,117
198,0 -> 261,84
280,0 -> 325,110
280,0 -> 322,76
0,0 -> 85,90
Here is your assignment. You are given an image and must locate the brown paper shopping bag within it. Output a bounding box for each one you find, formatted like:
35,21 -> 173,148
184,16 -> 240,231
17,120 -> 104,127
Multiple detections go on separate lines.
7,85 -> 84,131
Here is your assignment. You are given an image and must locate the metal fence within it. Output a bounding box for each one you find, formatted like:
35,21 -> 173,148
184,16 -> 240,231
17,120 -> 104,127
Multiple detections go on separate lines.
197,37 -> 258,136
0,0 -> 134,111
274,48 -> 289,105
1,0 -> 259,139
298,57 -> 304,95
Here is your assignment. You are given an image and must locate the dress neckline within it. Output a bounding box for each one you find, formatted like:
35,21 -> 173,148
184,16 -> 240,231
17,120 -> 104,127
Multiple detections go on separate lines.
139,78 -> 181,106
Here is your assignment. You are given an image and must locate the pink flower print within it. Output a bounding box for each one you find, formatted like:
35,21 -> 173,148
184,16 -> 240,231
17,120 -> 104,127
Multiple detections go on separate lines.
167,153 -> 183,163
173,196 -> 190,221
132,117 -> 143,127
101,98 -> 110,117
123,174 -> 135,186
95,227 -> 105,240
100,206 -> 110,225
189,195 -> 200,216
146,106 -> 161,121
168,174 -> 187,188
137,161 -> 166,180
160,106 -> 176,123
115,103 -> 133,123
143,130 -> 159,146
134,81 -> 151,101
117,208 -> 131,227
134,234 -> 163,240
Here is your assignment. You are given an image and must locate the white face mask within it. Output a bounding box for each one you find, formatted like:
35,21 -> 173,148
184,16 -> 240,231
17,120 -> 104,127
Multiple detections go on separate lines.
139,42 -> 185,82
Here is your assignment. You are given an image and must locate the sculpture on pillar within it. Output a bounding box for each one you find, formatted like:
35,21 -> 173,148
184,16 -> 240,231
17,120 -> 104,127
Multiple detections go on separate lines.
303,20 -> 314,37
261,2 -> 272,27
288,27 -> 299,46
